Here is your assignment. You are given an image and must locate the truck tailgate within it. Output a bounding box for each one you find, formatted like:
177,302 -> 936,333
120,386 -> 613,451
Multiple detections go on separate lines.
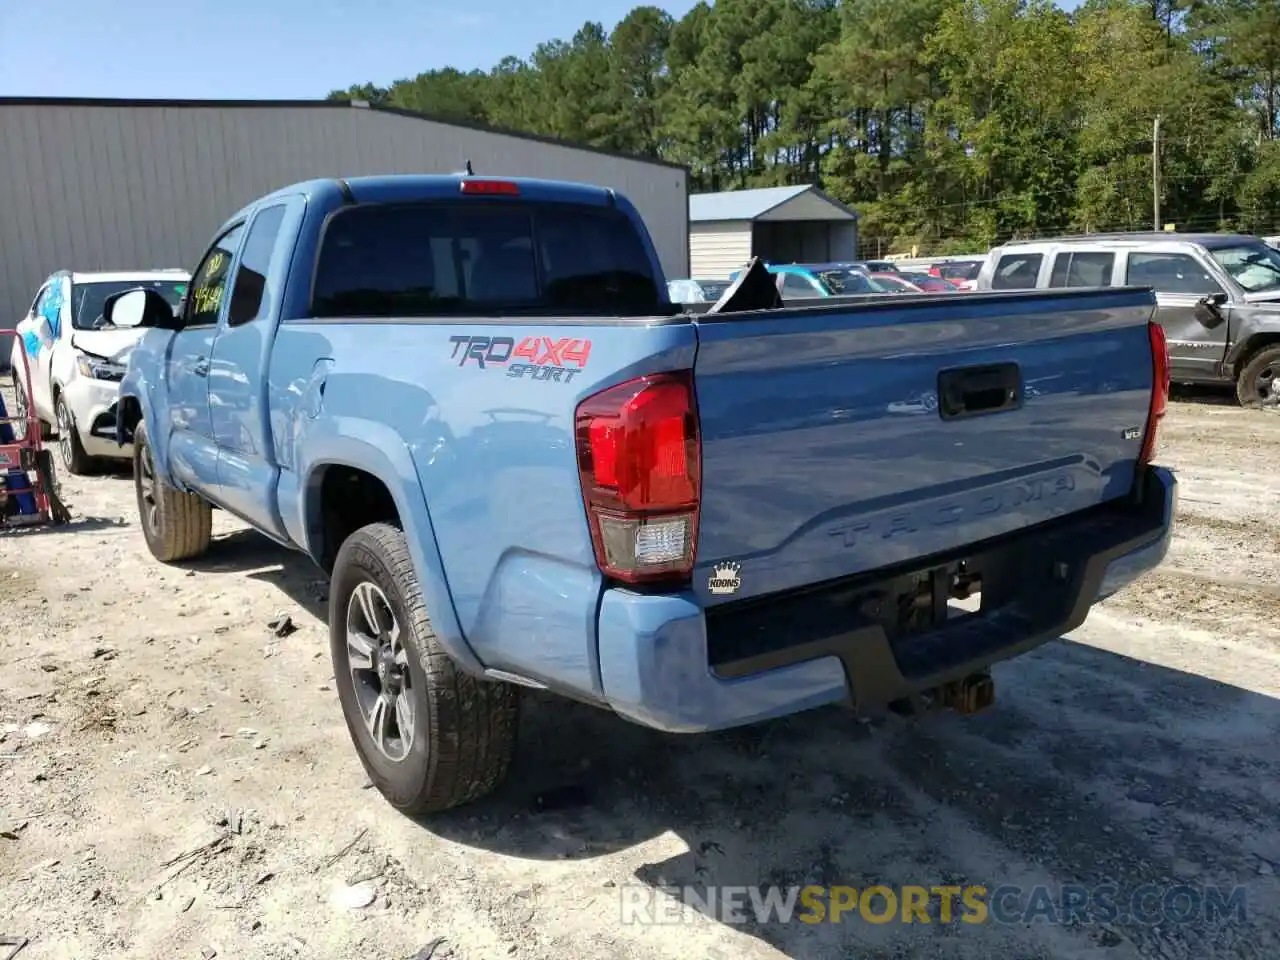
690,288 -> 1157,604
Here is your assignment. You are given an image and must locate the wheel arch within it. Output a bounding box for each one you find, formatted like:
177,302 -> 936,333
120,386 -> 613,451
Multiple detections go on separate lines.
119,394 -> 175,486
1229,331 -> 1280,379
298,435 -> 479,676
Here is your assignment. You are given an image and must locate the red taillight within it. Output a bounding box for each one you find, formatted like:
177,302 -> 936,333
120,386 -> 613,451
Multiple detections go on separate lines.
1140,320 -> 1170,465
575,372 -> 701,585
459,179 -> 520,196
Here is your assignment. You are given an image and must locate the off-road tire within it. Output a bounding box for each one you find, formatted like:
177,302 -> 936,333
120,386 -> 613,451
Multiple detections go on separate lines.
1236,344 -> 1280,407
330,522 -> 520,815
133,420 -> 212,562
55,395 -> 97,475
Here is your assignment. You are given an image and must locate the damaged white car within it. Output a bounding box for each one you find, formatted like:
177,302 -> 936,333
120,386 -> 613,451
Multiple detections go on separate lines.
9,269 -> 189,474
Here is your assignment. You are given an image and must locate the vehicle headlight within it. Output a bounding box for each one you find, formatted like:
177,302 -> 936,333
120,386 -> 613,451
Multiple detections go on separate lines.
75,353 -> 126,382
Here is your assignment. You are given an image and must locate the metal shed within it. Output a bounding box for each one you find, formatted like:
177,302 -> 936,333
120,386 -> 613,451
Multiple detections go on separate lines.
688,185 -> 859,279
0,97 -> 690,367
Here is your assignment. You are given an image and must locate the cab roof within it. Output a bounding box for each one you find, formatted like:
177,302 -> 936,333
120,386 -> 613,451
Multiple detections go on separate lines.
223,174 -> 620,232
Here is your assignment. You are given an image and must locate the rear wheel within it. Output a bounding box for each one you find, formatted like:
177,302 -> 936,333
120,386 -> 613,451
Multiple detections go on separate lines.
330,522 -> 519,815
1236,344 -> 1280,407
55,395 -> 96,475
133,420 -> 212,562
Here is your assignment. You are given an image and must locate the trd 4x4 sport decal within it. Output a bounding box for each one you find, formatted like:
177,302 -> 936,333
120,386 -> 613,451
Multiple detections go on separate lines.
448,335 -> 592,384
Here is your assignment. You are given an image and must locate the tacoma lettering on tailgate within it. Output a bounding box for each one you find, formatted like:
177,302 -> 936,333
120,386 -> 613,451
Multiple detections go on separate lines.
828,473 -> 1077,548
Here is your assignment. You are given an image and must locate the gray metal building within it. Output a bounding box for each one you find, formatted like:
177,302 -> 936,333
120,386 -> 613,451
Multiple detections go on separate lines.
0,97 -> 690,366
688,185 -> 859,278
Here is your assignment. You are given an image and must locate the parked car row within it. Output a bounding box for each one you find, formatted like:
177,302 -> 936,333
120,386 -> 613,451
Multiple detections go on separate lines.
666,257 -> 984,303
8,269 -> 191,474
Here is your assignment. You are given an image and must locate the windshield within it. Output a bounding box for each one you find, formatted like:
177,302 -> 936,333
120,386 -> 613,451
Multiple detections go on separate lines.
71,279 -> 187,330
817,269 -> 877,294
1207,243 -> 1280,293
312,201 -> 661,317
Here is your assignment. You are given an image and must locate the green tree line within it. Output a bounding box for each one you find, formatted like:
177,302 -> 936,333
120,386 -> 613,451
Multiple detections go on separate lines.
329,0 -> 1280,256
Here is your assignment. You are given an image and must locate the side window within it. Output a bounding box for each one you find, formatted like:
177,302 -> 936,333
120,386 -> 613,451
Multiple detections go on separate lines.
1125,252 -> 1223,296
782,272 -> 823,298
42,278 -> 67,338
22,285 -> 51,356
1049,255 -> 1069,288
185,224 -> 246,327
228,206 -> 287,326
1049,252 -> 1116,288
991,253 -> 1043,290
29,284 -> 50,321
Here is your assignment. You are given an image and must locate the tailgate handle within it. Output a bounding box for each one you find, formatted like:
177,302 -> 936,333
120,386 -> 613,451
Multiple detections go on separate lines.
937,363 -> 1021,420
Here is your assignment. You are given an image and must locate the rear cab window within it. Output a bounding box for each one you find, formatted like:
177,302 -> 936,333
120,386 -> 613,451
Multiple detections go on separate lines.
991,252 -> 1043,290
311,201 -> 661,318
1048,251 -> 1116,288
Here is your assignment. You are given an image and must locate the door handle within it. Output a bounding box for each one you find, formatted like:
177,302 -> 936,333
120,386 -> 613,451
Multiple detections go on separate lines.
937,363 -> 1021,420
192,359 -> 210,377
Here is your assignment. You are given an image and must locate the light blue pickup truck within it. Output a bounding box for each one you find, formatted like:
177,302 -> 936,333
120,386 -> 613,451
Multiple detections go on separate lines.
105,174 -> 1176,815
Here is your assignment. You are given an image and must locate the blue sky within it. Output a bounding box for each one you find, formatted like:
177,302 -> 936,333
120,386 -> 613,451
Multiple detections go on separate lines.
0,0 -> 1082,100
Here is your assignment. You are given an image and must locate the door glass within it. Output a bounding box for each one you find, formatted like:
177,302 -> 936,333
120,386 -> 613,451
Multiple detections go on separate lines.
1125,252 -> 1223,296
29,284 -> 49,317
1067,252 -> 1114,286
228,206 -> 287,326
186,225 -> 246,327
38,280 -> 67,339
1049,252 -> 1115,288
991,253 -> 1043,289
782,273 -> 823,298
20,285 -> 51,358
1049,255 -> 1070,288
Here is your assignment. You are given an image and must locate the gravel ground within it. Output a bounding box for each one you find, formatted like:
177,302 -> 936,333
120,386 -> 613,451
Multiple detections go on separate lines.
1,383 -> 1278,960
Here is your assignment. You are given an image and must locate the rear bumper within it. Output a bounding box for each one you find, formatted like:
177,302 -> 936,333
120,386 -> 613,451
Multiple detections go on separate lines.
596,466 -> 1176,733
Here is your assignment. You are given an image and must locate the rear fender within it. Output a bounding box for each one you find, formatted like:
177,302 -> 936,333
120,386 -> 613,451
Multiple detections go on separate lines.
297,425 -> 479,675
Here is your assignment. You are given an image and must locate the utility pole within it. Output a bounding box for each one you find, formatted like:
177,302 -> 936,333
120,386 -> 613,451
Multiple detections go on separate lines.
1152,115 -> 1162,231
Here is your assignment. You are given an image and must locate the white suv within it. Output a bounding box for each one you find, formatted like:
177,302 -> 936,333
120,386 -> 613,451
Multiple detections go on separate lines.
9,270 -> 189,473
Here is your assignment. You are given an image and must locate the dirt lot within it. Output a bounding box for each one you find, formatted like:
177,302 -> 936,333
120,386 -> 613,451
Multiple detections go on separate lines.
1,386 -> 1278,960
